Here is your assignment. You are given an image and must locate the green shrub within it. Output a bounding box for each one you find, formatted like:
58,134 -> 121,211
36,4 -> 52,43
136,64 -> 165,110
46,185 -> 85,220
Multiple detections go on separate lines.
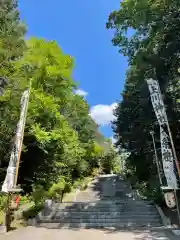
79,177 -> 91,190
64,182 -> 72,193
0,194 -> 7,224
0,194 -> 7,210
113,164 -> 121,174
32,185 -> 47,204
19,195 -> 31,206
73,178 -> 83,189
22,203 -> 43,219
72,177 -> 91,191
91,168 -> 99,177
48,178 -> 66,200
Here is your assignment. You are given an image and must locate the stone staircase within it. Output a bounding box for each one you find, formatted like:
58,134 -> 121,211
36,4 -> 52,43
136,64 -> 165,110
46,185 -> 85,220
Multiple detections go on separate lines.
37,175 -> 163,228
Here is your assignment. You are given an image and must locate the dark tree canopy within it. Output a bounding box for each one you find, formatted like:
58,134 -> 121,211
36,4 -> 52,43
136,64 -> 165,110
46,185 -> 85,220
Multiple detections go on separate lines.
107,0 -> 180,198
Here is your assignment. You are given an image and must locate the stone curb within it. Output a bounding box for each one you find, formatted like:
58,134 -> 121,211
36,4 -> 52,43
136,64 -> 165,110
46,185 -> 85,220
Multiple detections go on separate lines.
27,199 -> 57,226
0,225 -> 6,234
155,204 -> 180,237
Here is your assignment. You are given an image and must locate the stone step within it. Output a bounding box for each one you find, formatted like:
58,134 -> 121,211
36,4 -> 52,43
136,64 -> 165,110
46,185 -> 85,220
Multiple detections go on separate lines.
53,209 -> 157,215
39,218 -> 162,226
58,203 -> 155,208
37,174 -> 163,229
61,203 -> 154,207
53,215 -> 161,221
53,212 -> 159,217
39,218 -> 162,225
61,200 -> 153,204
57,206 -> 156,212
39,222 -> 162,228
54,203 -> 157,208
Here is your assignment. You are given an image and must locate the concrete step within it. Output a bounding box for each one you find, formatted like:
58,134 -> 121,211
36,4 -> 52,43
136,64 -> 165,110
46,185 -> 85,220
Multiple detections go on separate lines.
39,219 -> 162,227
59,201 -> 154,207
60,200 -> 153,204
53,215 -> 161,221
42,205 -> 157,212
60,204 -> 156,208
57,203 -> 155,208
53,212 -> 159,218
55,206 -> 157,212
53,208 -> 158,216
37,174 -> 163,229
48,219 -> 161,224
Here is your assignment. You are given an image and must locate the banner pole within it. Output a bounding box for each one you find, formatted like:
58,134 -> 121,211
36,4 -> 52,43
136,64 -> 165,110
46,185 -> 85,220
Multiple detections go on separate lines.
4,192 -> 11,232
14,80 -> 31,187
156,81 -> 180,178
150,131 -> 163,185
165,121 -> 180,225
146,79 -> 180,226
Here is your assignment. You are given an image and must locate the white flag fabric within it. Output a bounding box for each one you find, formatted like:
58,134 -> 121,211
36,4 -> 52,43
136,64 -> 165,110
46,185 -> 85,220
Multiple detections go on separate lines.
2,89 -> 30,193
146,79 -> 178,189
160,126 -> 178,189
146,79 -> 168,126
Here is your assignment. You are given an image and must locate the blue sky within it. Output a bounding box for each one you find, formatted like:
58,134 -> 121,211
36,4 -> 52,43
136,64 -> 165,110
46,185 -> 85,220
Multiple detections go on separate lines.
18,0 -> 127,139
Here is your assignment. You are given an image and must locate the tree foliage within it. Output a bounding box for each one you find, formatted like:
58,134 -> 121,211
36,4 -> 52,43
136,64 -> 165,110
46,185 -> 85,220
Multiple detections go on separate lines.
0,0 -> 26,76
0,1 -> 117,197
107,0 -> 180,198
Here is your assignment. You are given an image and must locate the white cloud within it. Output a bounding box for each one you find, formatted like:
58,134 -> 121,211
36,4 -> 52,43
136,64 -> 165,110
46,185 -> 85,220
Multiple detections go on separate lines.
75,89 -> 88,97
90,102 -> 117,125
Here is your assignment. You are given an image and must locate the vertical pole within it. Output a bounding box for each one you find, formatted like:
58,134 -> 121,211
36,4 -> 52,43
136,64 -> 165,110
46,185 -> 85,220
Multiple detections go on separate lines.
166,122 -> 180,226
150,131 -> 163,186
14,80 -> 31,187
150,131 -> 180,225
5,192 -> 11,232
166,122 -> 180,179
156,80 -> 180,225
156,80 -> 180,177
173,188 -> 180,225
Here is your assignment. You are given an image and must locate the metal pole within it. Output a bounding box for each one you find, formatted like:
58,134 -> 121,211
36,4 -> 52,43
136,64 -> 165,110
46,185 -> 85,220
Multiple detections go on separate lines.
165,121 -> 180,226
150,131 -> 163,186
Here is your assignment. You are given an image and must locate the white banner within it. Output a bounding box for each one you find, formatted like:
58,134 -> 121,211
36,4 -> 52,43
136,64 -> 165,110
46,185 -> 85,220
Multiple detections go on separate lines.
160,126 -> 178,189
146,79 -> 168,126
146,79 -> 178,189
2,89 -> 30,193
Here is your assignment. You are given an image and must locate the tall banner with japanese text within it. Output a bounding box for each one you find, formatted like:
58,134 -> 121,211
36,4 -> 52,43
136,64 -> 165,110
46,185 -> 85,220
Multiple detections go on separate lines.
146,79 -> 168,126
2,89 -> 30,193
160,126 -> 178,189
146,79 -> 178,189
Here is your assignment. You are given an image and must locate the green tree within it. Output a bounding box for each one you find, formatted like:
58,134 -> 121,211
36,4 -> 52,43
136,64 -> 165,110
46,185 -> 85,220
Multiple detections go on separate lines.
0,0 -> 26,76
107,0 -> 180,198
0,0 -> 26,173
63,94 -> 96,143
0,38 -> 109,195
13,38 -> 85,191
100,147 -> 117,174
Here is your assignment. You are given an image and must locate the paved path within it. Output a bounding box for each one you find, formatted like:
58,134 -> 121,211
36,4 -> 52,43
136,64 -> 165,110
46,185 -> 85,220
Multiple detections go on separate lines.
75,174 -> 132,201
1,226 -> 179,240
